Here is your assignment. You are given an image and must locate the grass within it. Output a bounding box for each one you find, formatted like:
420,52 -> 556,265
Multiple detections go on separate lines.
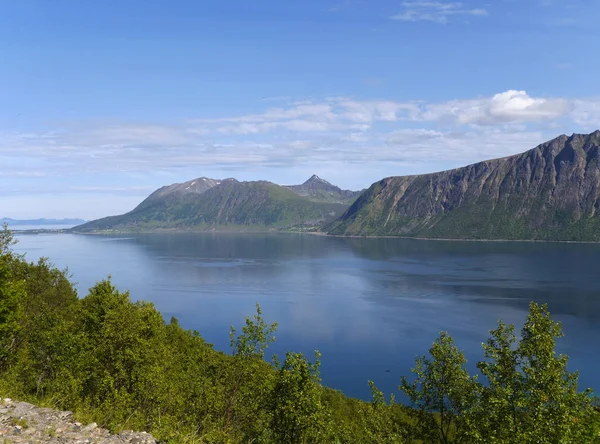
11,417 -> 29,429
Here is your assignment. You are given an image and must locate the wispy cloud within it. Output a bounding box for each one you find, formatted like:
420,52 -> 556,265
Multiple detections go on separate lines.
391,1 -> 488,24
192,100 -> 420,135
192,90 -> 584,134
2,91 -> 599,199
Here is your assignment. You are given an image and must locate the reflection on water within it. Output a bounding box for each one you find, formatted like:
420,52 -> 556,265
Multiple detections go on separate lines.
14,232 -> 600,399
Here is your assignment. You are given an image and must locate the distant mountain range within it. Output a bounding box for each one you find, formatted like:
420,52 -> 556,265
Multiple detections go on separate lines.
327,131 -> 600,241
2,218 -> 86,226
75,131 -> 600,241
74,175 -> 360,232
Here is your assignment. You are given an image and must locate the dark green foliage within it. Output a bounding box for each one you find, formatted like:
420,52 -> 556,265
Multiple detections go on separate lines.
400,332 -> 481,443
474,306 -> 598,443
359,381 -> 405,443
0,227 -> 25,371
270,351 -> 331,443
400,304 -> 600,444
0,228 -> 599,443
223,304 -> 278,441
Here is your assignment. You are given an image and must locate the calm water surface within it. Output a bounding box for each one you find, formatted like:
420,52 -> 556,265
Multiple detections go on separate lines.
13,232 -> 600,400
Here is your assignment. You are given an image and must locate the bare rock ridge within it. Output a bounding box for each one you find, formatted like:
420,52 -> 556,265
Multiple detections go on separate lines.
327,131 -> 600,241
0,398 -> 156,443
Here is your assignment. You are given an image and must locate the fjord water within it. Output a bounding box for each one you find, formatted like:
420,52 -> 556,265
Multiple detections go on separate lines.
14,232 -> 600,400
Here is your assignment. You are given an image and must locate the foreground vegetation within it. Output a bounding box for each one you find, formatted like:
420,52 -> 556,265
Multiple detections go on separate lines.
1,227 -> 599,442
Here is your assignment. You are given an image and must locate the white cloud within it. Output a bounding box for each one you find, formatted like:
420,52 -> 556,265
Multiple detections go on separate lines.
420,90 -> 572,125
192,91 -> 574,135
391,1 -> 488,24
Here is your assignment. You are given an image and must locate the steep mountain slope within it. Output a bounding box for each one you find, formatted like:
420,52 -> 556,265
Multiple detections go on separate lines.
286,175 -> 362,204
133,176 -> 226,211
327,131 -> 600,241
75,179 -> 348,232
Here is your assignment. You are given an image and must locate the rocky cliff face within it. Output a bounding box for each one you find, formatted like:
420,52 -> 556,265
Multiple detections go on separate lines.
327,131 -> 600,241
0,398 -> 156,443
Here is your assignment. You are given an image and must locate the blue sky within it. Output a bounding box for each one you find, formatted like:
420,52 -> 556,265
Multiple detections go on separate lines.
1,0 -> 599,219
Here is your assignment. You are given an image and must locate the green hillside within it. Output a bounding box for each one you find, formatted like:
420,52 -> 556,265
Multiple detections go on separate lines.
75,179 -> 348,232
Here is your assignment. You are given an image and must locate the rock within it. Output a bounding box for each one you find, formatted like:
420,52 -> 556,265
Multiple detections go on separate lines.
12,401 -> 35,416
83,422 -> 98,431
58,410 -> 74,419
0,399 -> 157,443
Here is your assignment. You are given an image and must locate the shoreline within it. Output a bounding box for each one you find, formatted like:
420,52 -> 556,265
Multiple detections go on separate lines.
45,227 -> 600,245
316,232 -> 600,244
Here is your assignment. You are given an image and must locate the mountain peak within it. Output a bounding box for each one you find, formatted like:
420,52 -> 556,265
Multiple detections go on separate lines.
305,174 -> 331,185
285,175 -> 360,204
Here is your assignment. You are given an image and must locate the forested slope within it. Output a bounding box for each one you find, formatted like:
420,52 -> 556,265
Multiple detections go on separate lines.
0,227 -> 598,443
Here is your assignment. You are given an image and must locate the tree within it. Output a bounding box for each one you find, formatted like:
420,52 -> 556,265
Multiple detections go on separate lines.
359,380 -> 404,443
223,303 -> 277,438
475,320 -> 522,443
0,225 -> 16,256
229,303 -> 277,360
0,227 -> 25,371
8,257 -> 78,397
516,302 -> 597,443
64,279 -> 170,430
270,350 -> 331,443
400,331 -> 480,444
474,302 -> 600,443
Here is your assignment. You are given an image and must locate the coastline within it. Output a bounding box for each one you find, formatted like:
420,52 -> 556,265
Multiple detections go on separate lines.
58,227 -> 600,245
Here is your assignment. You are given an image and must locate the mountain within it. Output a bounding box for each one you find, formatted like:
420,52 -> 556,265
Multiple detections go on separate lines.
74,177 -> 352,232
327,131 -> 600,241
286,175 -> 362,204
133,177 -> 226,211
1,218 -> 86,226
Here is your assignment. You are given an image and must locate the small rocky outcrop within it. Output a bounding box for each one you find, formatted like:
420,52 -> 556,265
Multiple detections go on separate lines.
0,398 -> 156,443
